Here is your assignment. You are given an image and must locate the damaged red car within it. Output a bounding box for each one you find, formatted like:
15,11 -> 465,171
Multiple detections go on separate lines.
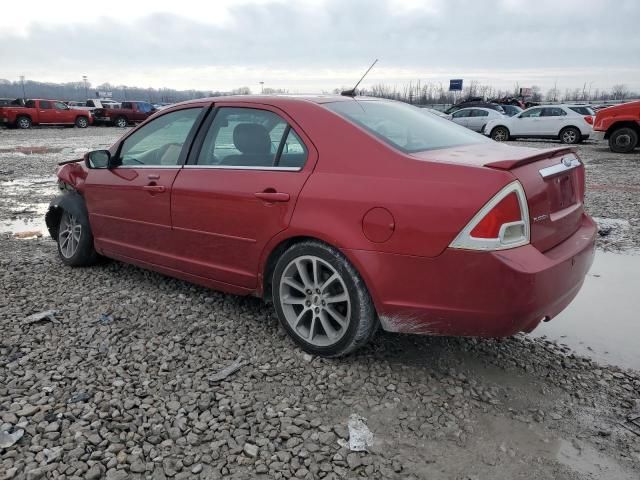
47,96 -> 596,357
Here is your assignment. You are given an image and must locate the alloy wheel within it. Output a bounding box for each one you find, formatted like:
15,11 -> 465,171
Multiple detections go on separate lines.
58,212 -> 82,259
278,255 -> 351,347
116,118 -> 127,128
493,128 -> 507,141
562,129 -> 578,144
18,118 -> 30,129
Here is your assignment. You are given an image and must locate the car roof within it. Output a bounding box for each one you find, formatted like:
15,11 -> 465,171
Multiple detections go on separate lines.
174,94 -> 388,108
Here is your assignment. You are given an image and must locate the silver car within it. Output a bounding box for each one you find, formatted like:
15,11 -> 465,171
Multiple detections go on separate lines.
448,107 -> 505,133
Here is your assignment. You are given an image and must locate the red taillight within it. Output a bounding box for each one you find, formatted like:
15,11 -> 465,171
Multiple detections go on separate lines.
584,115 -> 593,125
470,192 -> 521,238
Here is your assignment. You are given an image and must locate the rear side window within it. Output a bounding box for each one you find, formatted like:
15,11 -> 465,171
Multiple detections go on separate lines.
471,109 -> 489,117
197,107 -> 307,169
569,106 -> 594,115
39,101 -> 52,109
122,102 -> 132,109
325,100 -> 488,153
542,107 -> 566,117
118,108 -> 202,166
452,110 -> 471,119
520,108 -> 543,118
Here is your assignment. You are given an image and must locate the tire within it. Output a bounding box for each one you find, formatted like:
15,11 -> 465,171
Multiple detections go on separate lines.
75,116 -> 89,128
608,127 -> 638,153
559,127 -> 581,144
490,126 -> 509,142
272,241 -> 377,357
16,116 -> 31,129
114,116 -> 128,128
56,208 -> 98,267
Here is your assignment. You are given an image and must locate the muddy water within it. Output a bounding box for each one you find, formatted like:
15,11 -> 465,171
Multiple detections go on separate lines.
533,251 -> 640,370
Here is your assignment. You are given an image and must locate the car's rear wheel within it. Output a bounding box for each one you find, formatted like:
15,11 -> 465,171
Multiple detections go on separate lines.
560,127 -> 581,144
114,116 -> 128,128
272,241 -> 377,357
16,116 -> 31,129
491,126 -> 509,142
57,210 -> 98,267
75,116 -> 89,128
608,127 -> 638,153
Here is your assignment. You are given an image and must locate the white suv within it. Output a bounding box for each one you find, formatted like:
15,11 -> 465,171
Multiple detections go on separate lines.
484,105 -> 593,144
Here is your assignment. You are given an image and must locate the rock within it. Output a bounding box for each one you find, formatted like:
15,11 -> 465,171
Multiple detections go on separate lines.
25,468 -> 45,480
0,429 -> 24,449
191,464 -> 203,474
243,443 -> 258,458
16,405 -> 39,417
106,469 -> 128,480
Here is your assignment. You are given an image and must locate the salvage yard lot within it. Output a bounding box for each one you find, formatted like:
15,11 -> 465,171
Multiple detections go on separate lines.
1,127 -> 639,479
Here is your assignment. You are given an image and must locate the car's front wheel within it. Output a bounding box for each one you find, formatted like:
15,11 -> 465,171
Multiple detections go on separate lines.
272,241 -> 377,357
75,116 -> 89,128
56,209 -> 98,267
491,126 -> 509,142
560,126 -> 581,144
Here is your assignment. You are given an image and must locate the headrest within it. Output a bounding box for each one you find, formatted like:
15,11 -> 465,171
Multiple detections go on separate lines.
233,123 -> 271,155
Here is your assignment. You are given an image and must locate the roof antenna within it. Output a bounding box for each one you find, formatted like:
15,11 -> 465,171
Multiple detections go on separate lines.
341,59 -> 378,97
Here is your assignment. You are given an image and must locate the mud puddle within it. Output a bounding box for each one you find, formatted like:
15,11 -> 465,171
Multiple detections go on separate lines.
0,146 -> 68,154
533,251 -> 640,370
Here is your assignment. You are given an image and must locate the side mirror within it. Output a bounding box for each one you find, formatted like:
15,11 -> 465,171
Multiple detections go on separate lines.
85,150 -> 111,169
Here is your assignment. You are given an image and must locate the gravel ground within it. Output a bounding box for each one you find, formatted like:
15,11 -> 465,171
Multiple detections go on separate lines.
1,127 -> 639,479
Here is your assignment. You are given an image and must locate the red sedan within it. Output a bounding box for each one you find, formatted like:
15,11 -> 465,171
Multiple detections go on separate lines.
47,95 -> 596,357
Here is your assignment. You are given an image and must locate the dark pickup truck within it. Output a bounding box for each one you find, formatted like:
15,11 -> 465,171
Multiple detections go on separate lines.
92,101 -> 156,127
0,99 -> 92,129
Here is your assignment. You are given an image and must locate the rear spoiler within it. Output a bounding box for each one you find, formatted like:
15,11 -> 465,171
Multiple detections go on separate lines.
485,147 -> 576,170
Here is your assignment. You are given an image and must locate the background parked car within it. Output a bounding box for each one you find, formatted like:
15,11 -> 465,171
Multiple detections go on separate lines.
447,107 -> 505,132
484,105 -> 592,144
567,105 -> 596,116
0,99 -> 92,129
444,100 -> 505,115
500,104 -> 523,117
592,100 -> 640,153
92,101 -> 156,127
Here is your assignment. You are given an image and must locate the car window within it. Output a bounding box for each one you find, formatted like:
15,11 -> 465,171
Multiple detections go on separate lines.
542,107 -> 566,117
54,101 -> 67,110
39,101 -> 52,109
452,110 -> 471,119
519,108 -> 543,118
118,108 -> 202,167
325,100 -> 489,153
569,106 -> 594,116
471,109 -> 489,117
122,102 -> 132,109
197,107 -> 304,168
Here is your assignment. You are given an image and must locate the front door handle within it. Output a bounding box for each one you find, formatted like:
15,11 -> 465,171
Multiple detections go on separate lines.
255,191 -> 290,202
143,185 -> 166,193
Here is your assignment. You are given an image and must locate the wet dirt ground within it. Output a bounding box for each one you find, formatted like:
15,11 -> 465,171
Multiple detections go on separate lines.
0,127 -> 639,479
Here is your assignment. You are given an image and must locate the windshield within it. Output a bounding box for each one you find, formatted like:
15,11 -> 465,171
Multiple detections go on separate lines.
324,100 -> 489,153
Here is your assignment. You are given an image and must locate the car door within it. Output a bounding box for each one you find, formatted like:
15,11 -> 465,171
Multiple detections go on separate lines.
53,101 -> 72,124
467,109 -> 490,132
83,106 -> 205,265
512,107 -> 543,136
37,100 -> 56,123
170,103 -> 317,288
451,109 -> 471,128
540,107 -> 567,136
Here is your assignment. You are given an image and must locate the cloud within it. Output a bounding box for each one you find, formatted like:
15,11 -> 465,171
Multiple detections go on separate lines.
1,0 -> 638,91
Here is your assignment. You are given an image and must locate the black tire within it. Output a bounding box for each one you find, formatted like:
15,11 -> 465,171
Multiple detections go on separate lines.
56,208 -> 99,267
75,116 -> 89,128
608,127 -> 638,153
491,126 -> 509,142
559,126 -> 581,144
272,240 -> 377,357
16,116 -> 31,129
114,116 -> 128,128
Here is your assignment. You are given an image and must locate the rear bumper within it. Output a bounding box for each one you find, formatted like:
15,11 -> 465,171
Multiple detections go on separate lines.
345,213 -> 596,337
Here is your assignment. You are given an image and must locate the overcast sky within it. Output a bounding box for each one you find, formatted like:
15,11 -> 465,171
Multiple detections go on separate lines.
1,0 -> 639,93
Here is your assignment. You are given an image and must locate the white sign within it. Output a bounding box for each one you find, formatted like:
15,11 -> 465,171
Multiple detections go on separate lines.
97,91 -> 113,98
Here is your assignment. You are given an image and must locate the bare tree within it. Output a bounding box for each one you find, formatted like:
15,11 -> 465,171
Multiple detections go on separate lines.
611,84 -> 629,100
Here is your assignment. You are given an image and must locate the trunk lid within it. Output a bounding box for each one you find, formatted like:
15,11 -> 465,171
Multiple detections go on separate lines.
411,143 -> 585,252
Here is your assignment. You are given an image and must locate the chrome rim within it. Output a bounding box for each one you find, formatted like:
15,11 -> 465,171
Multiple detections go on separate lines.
493,128 -> 507,141
279,255 -> 351,347
615,134 -> 631,147
116,118 -> 127,127
77,118 -> 87,127
18,118 -> 29,128
58,212 -> 81,258
563,129 -> 577,143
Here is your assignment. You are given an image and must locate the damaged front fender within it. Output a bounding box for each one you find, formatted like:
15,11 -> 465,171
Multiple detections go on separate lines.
45,192 -> 90,239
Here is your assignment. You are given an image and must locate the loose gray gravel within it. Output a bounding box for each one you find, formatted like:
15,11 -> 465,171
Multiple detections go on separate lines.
1,127 -> 639,479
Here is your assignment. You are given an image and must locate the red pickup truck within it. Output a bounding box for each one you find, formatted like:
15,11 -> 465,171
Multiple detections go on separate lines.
593,100 -> 640,153
92,101 -> 156,127
0,99 -> 92,129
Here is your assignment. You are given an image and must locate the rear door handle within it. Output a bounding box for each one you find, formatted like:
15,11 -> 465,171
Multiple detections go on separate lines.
254,191 -> 290,202
143,185 -> 166,193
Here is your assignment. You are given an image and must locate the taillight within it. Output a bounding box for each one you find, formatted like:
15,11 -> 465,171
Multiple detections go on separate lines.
584,115 -> 593,125
450,181 -> 530,251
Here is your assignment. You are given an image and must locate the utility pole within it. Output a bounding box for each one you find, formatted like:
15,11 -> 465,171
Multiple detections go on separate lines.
260,81 -> 264,94
82,75 -> 88,99
19,75 -> 26,99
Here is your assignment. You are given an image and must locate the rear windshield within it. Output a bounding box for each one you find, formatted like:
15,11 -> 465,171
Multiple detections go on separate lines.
569,106 -> 595,116
324,100 -> 489,153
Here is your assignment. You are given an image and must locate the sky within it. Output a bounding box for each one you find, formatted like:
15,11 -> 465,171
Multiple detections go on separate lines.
1,0 -> 639,94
